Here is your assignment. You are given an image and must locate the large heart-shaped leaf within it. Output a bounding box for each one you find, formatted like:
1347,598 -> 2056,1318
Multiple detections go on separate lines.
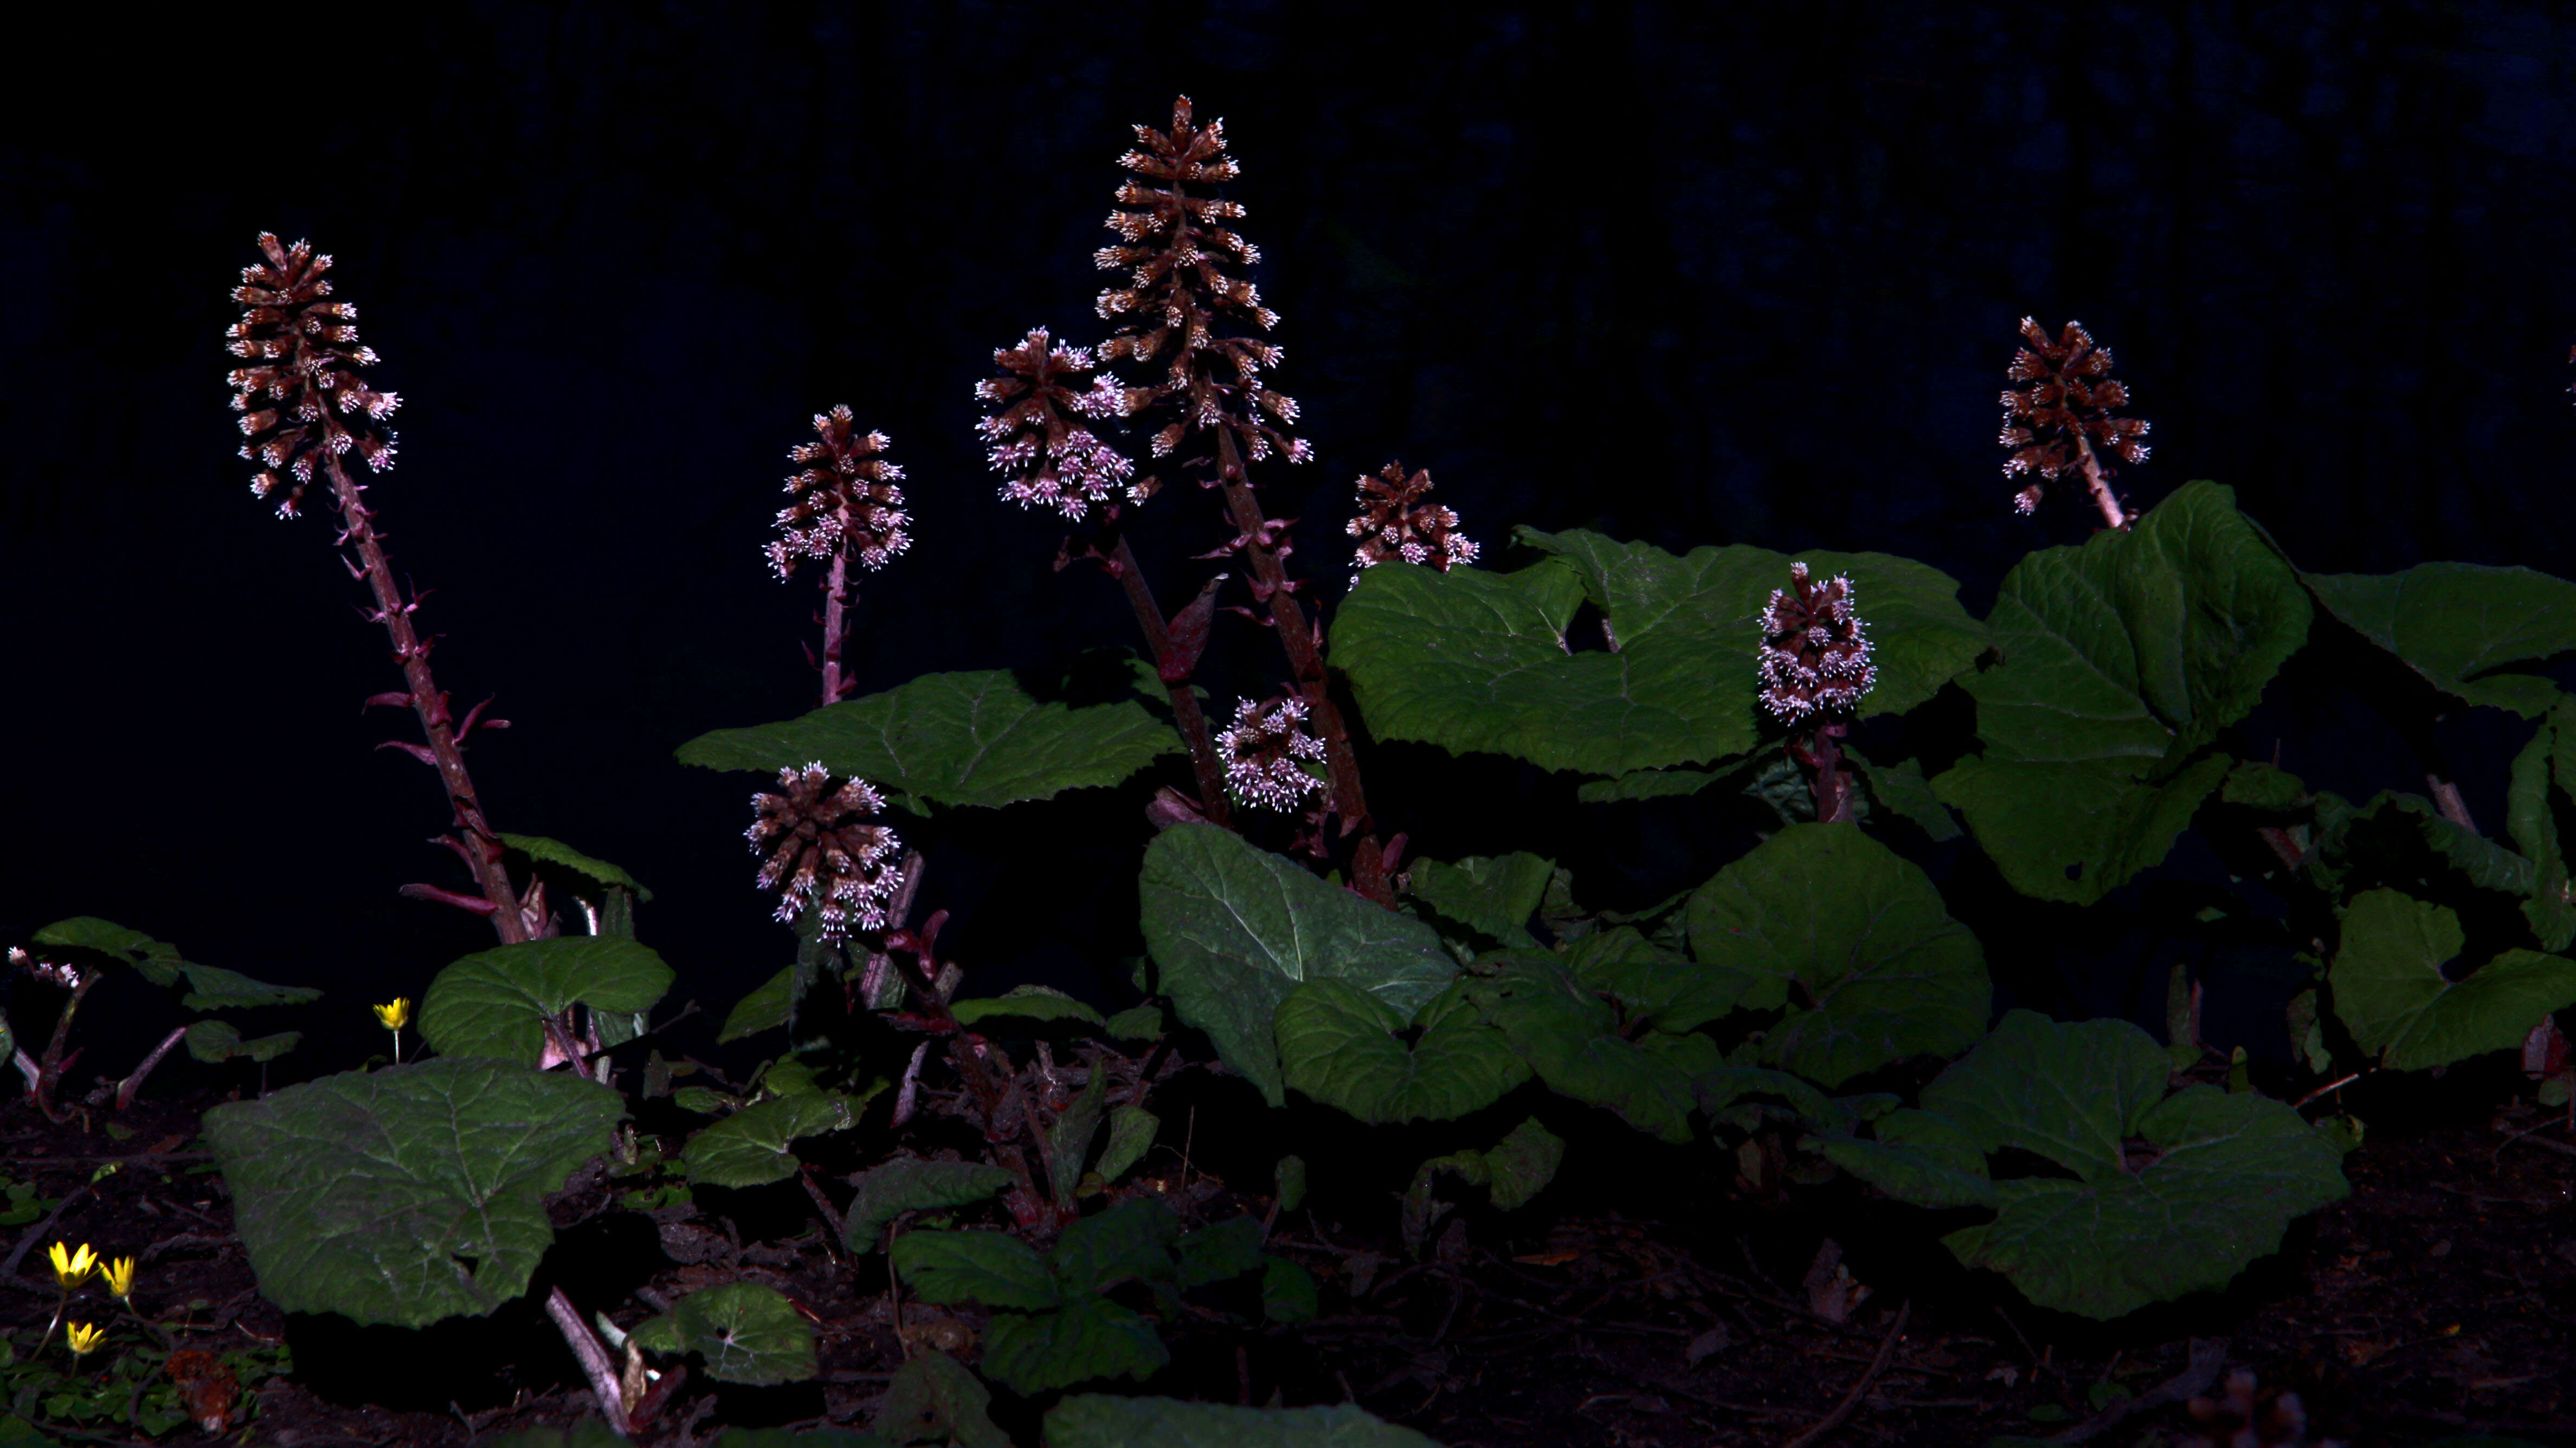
1920,1010 -> 2172,1182
1464,953 -> 1717,1143
25,919 -> 317,1007
1405,852 -> 1554,946
675,669 -> 1180,811
2329,889 -> 2576,1071
1139,824 -> 1457,1106
1274,980 -> 1529,1124
201,1057 -> 623,1327
419,936 -> 673,1066
1685,824 -> 1988,1088
170,962 -> 320,1011
681,1092 -> 855,1187
982,1294 -> 1171,1395
1934,754 -> 2232,906
630,1281 -> 817,1385
842,1158 -> 1016,1251
2305,562 -> 2576,717
496,834 -> 654,902
184,1019 -> 301,1064
1817,1108 -> 1997,1211
1050,1197 -> 1183,1295
1564,927 -> 1749,1034
1043,1397 -> 1443,1448
1942,1085 -> 2350,1320
874,1352 -> 1008,1448
1329,532 -> 1982,777
1939,484 -> 2307,902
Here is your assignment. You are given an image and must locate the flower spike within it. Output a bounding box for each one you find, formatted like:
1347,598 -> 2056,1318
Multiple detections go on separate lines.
747,762 -> 905,942
978,328 -> 1145,524
226,234 -> 402,519
1757,562 -> 1876,725
767,408 -> 910,580
1999,317 -> 2149,527
1346,462 -> 1478,583
1216,695 -> 1328,811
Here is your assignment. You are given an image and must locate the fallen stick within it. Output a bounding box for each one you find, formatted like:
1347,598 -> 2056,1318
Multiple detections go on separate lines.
1778,1300 -> 1910,1448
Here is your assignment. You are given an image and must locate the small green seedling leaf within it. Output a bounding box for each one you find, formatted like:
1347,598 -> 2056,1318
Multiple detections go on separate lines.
419,936 -> 674,1066
873,1351 -> 1009,1448
675,669 -> 1180,811
1275,980 -> 1530,1125
891,1230 -> 1061,1311
629,1280 -> 816,1385
1262,1257 -> 1319,1324
1688,824 -> 1987,1087
202,1057 -> 623,1327
1141,824 -> 1456,1106
1096,1104 -> 1160,1185
843,1158 -> 1016,1251
1043,1394 -> 1445,1448
1175,1217 -> 1267,1288
2330,888 -> 2576,1071
682,1092 -> 855,1188
983,1294 -> 1170,1395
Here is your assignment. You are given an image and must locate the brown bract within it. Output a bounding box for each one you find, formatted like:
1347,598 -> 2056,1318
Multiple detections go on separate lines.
1094,96 -> 1310,472
225,234 -> 402,518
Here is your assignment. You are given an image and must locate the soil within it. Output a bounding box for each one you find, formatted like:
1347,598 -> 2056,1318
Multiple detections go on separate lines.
4,1069 -> 2573,1448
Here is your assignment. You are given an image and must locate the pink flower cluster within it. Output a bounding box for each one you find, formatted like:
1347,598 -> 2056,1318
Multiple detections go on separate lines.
2000,317 -> 2150,516
976,328 -> 1144,523
767,407 -> 910,581
1347,462 -> 1478,581
225,234 -> 402,518
1757,562 -> 1877,725
746,761 -> 905,942
1217,695 -> 1326,811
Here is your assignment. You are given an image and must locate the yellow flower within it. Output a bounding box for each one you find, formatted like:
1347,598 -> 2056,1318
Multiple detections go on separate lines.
65,1321 -> 106,1360
47,1240 -> 98,1289
102,1256 -> 136,1300
373,997 -> 414,1030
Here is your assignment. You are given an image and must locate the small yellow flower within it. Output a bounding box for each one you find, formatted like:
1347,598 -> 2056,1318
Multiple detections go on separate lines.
103,1256 -> 136,1300
47,1240 -> 98,1289
65,1321 -> 106,1360
373,997 -> 414,1031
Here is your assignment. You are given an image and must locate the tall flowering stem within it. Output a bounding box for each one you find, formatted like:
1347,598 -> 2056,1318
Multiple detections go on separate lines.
2000,317 -> 2151,530
226,234 -> 530,943
1759,562 -> 1877,823
1094,98 -> 1390,902
978,329 -> 1231,824
768,408 -> 910,708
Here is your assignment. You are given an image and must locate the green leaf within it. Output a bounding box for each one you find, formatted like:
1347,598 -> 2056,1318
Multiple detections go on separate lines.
1818,1108 -> 1998,1210
675,669 -> 1181,811
1685,824 -> 1988,1087
892,1230 -> 1061,1311
2306,561 -> 2576,716
1944,1085 -> 2349,1320
1575,767 -> 1726,803
2329,889 -> 2576,1071
418,936 -> 674,1066
1691,1065 -> 1843,1130
1406,853 -> 1554,946
873,1352 -> 1009,1448
1566,927 -> 1749,1034
1051,1197 -> 1183,1294
166,962 -> 320,1011
1105,1004 -> 1165,1043
1934,753 -> 2231,905
681,1091 -> 855,1187
1479,1115 -> 1567,1210
495,833 -> 654,902
201,1057 -> 623,1327
1175,1217 -> 1268,1289
1331,533 -> 1983,777
1922,1010 -> 2172,1184
2223,761 -> 2310,812
1261,1257 -> 1319,1324
1843,746 -> 1962,843
983,1294 -> 1170,1395
1274,980 -> 1530,1125
1139,824 -> 1457,1107
720,967 -> 797,1044
2508,706 -> 2576,952
1044,1396 -> 1444,1448
843,1158 -> 1017,1251
630,1281 -> 816,1385
28,917 -> 184,982
952,987 -> 1107,1032
1046,1065 -> 1109,1206
2345,792 -> 2541,896
1096,1104 -> 1160,1184
183,1019 -> 300,1065
1465,954 -> 1712,1143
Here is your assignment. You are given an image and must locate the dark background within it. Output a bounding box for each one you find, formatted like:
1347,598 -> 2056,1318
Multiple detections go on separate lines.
5,2 -> 2574,1079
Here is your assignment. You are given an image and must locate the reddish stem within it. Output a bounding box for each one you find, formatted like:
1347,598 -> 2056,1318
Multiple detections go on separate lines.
1106,535 -> 1231,826
544,1285 -> 632,1438
1212,432 -> 1392,904
114,1025 -> 192,1112
321,453 -> 527,943
818,547 -> 858,707
1794,723 -> 1858,825
2073,435 -> 2130,531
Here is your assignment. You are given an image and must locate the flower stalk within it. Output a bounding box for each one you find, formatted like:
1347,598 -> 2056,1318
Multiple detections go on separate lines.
1759,563 -> 1878,824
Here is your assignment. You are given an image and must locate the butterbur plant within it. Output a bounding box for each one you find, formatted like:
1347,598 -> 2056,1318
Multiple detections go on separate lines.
24,90 -> 2575,1448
